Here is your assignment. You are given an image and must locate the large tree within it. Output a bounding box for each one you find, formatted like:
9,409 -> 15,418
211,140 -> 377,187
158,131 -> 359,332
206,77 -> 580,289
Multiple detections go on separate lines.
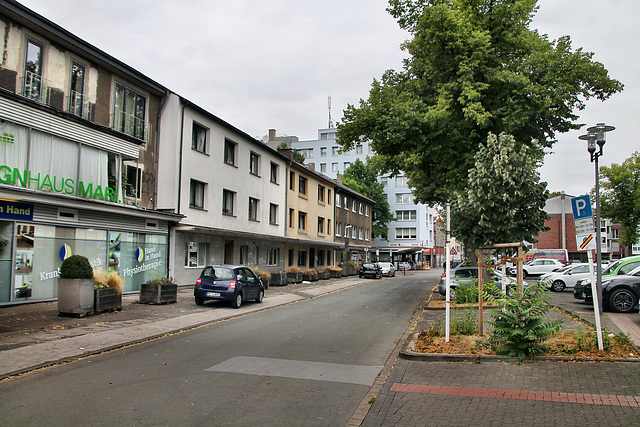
599,152 -> 640,255
451,133 -> 549,250
337,0 -> 623,205
341,159 -> 394,239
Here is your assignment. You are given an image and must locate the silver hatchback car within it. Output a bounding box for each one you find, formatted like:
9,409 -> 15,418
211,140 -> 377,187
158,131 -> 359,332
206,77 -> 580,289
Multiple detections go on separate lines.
377,262 -> 396,277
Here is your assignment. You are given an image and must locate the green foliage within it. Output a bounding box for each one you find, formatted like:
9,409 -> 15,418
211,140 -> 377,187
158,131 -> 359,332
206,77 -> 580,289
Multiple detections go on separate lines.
451,310 -> 478,335
451,133 -> 549,250
145,277 -> 177,286
59,255 -> 94,279
276,142 -> 306,163
337,0 -> 623,205
487,284 -> 563,360
453,279 -> 498,304
342,159 -> 394,238
599,151 -> 640,251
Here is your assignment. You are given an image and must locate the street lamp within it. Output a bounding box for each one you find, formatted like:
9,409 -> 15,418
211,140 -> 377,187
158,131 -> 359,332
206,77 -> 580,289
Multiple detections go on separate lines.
578,122 -> 615,315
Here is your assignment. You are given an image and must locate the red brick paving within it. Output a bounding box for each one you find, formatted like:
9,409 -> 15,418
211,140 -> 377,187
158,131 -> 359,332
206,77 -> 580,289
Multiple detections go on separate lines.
391,383 -> 640,407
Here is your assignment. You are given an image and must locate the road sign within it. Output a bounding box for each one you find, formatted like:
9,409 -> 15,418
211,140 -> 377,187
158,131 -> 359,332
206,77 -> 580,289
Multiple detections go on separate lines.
571,195 -> 593,219
574,217 -> 595,235
576,233 -> 597,251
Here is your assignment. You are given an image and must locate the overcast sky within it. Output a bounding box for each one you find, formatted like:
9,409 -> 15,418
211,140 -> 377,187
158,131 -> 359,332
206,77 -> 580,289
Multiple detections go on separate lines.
18,0 -> 639,198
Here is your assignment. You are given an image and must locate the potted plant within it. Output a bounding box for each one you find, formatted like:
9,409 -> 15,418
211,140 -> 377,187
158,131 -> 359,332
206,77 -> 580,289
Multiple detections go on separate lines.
346,260 -> 357,276
326,265 -> 343,278
58,255 -> 95,317
253,267 -> 271,289
140,276 -> 178,304
93,269 -> 123,313
269,270 -> 287,286
286,267 -> 302,284
302,268 -> 318,282
317,269 -> 330,280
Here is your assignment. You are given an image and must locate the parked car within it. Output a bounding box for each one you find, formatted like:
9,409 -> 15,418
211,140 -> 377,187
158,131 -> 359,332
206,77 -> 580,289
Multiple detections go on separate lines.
574,255 -> 640,303
359,263 -> 382,279
194,265 -> 265,308
573,266 -> 640,313
538,263 -> 592,292
398,262 -> 412,271
507,258 -> 563,278
438,266 -> 519,298
377,262 -> 396,277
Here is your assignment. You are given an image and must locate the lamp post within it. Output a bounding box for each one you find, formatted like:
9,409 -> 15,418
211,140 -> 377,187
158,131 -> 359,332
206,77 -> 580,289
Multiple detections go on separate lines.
578,122 -> 615,315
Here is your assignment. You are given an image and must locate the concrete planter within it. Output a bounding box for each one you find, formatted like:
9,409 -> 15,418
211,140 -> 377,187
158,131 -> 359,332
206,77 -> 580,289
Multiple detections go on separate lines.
140,283 -> 177,305
58,278 -> 95,317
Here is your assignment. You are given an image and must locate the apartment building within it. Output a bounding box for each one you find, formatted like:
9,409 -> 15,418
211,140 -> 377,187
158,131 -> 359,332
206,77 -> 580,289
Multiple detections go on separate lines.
157,95 -> 289,285
333,177 -> 374,265
286,126 -> 436,267
0,0 -> 180,304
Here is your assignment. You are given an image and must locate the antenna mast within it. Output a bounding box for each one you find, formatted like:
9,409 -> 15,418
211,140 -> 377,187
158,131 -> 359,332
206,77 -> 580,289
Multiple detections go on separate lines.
328,95 -> 334,128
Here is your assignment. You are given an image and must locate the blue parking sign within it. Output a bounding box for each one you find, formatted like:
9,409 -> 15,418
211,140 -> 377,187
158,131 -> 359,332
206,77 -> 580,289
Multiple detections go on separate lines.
571,195 -> 593,219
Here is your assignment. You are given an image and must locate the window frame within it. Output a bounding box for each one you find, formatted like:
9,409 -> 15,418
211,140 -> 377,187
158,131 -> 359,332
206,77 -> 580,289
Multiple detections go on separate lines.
189,179 -> 206,209
248,197 -> 259,221
192,122 -> 208,153
249,151 -> 260,176
269,203 -> 278,225
298,211 -> 307,231
298,176 -> 307,195
222,189 -> 236,216
224,138 -> 237,166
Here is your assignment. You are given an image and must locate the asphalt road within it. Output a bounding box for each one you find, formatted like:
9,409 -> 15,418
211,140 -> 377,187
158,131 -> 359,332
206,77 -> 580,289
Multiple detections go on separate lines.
0,272 -> 434,426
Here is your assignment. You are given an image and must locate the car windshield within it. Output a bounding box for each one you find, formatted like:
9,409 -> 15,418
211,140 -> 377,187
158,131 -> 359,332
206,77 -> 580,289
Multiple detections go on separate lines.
602,260 -> 621,275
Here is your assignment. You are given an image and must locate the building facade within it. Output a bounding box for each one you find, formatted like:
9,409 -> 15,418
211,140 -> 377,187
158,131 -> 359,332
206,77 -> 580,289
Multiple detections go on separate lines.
333,176 -> 374,265
0,1 -> 179,305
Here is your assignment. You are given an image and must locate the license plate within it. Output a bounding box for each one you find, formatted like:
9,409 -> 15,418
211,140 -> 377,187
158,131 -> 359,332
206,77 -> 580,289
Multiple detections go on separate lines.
206,292 -> 221,297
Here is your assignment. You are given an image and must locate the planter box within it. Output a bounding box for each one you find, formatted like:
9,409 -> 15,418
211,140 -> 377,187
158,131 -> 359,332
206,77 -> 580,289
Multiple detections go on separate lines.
286,272 -> 302,284
339,265 -> 348,277
318,272 -> 330,280
58,278 -> 95,317
94,288 -> 122,313
269,273 -> 287,286
140,283 -> 178,305
302,274 -> 318,282
347,265 -> 357,276
329,270 -> 342,278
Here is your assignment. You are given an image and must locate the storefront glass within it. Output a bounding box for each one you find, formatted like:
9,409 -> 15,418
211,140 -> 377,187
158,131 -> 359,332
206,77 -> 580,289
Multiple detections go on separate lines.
111,231 -> 168,292
0,221 -> 13,302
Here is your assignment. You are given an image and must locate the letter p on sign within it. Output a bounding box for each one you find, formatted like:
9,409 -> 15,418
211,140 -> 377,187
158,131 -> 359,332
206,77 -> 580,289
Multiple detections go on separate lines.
571,195 -> 593,219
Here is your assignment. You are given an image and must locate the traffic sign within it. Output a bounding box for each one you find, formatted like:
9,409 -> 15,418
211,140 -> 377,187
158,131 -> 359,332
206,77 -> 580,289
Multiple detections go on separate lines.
574,217 -> 595,235
576,233 -> 597,251
571,195 -> 593,219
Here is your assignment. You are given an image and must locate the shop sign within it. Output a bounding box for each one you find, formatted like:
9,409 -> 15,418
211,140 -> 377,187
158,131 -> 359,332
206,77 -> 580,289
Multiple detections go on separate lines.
0,200 -> 34,220
121,246 -> 163,279
0,165 -> 119,203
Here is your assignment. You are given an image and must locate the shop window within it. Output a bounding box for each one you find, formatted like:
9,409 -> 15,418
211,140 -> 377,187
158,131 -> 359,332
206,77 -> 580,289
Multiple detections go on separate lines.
186,241 -> 208,267
317,250 -> 325,266
297,250 -> 307,267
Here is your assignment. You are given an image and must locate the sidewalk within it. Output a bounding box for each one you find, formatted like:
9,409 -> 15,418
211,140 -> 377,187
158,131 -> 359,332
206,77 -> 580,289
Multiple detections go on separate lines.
0,275 -> 368,379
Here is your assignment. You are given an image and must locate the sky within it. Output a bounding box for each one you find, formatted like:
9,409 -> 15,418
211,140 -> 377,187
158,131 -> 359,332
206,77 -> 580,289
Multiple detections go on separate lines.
16,0 -> 640,197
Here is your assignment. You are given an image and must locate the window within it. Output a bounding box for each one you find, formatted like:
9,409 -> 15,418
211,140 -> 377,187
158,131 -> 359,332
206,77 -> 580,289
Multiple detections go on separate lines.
336,194 -> 341,207
320,163 -> 327,173
356,144 -> 363,154
222,189 -> 235,215
69,61 -> 86,117
248,197 -> 259,221
396,193 -> 413,204
344,196 -> 349,210
299,148 -> 313,159
352,200 -> 357,212
297,250 -> 307,267
186,241 -> 208,267
396,210 -> 417,221
396,176 -> 409,187
239,245 -> 249,265
270,162 -> 279,184
269,203 -> 278,224
289,171 -> 295,191
352,225 -> 357,239
358,227 -> 363,240
298,211 -> 307,231
365,205 -> 369,217
114,83 -> 147,140
358,203 -> 363,215
124,163 -> 141,198
381,177 -> 388,186
332,146 -> 340,155
192,122 -> 207,153
344,162 -> 351,170
224,139 -> 237,166
328,189 -> 332,205
320,147 -> 327,156
318,217 -> 325,234
24,39 -> 44,101
318,185 -> 325,202
332,163 -> 339,172
327,219 -> 331,235
336,222 -> 342,237
289,208 -> 295,227
190,179 -> 206,209
396,228 -> 417,239
268,247 -> 280,266
298,176 -> 307,195
249,152 -> 260,176
288,248 -> 294,267
317,250 -> 325,266
365,229 -> 370,241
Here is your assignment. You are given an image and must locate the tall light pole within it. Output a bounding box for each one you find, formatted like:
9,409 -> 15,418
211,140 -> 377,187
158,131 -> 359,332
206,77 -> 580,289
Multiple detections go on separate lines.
578,122 -> 615,315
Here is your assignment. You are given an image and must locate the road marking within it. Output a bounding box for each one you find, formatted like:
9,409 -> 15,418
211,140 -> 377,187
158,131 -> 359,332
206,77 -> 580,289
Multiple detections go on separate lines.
206,356 -> 383,386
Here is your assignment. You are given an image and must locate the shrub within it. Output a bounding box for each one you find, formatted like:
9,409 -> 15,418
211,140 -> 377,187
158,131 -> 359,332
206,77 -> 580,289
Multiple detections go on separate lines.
451,310 -> 478,335
94,269 -> 108,289
253,268 -> 271,282
287,267 -> 301,273
303,268 -> 318,277
486,284 -> 563,360
326,265 -> 342,273
454,283 -> 478,304
145,277 -> 177,286
106,271 -> 124,290
60,255 -> 93,279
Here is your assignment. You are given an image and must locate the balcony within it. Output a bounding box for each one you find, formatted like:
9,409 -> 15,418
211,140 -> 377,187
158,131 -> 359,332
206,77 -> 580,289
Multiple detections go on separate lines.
66,91 -> 95,121
111,111 -> 150,142
19,71 -> 50,105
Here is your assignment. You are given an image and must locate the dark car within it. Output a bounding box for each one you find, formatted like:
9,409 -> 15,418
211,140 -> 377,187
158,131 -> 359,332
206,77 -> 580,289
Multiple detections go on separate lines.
194,265 -> 265,308
573,266 -> 640,313
359,263 -> 382,279
574,255 -> 640,303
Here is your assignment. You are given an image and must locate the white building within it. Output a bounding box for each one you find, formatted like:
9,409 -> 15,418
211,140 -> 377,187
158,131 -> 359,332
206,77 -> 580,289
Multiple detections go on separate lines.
287,126 -> 436,267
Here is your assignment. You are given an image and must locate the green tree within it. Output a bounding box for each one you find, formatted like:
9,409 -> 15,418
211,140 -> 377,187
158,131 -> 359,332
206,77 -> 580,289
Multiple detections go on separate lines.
337,0 -> 623,205
599,152 -> 640,254
451,133 -> 549,250
342,159 -> 394,239
277,142 -> 306,164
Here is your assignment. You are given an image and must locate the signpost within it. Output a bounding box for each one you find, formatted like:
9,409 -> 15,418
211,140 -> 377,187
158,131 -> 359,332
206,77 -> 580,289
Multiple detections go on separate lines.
571,195 -> 603,350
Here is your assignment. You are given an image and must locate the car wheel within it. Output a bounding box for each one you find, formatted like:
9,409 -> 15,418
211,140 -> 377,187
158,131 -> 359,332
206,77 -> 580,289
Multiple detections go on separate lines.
195,296 -> 205,306
551,280 -> 566,292
255,289 -> 264,303
232,293 -> 242,309
522,270 -> 529,279
608,288 -> 637,313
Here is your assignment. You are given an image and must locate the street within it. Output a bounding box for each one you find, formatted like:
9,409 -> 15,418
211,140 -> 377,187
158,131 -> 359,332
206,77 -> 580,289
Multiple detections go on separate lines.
0,272 -> 434,426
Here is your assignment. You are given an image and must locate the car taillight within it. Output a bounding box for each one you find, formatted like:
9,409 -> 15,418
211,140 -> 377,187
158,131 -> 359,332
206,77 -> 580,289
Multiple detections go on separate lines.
229,280 -> 236,289
196,277 -> 201,285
